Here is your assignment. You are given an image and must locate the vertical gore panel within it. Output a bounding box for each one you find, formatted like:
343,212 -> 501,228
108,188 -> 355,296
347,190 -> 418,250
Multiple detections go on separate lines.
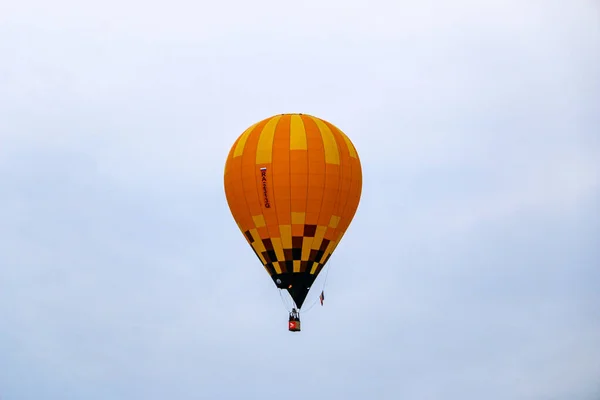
289,114 -> 307,150
301,115 -> 326,225
310,116 -> 340,165
225,155 -> 252,232
290,115 -> 308,227
327,121 -> 358,159
336,151 -> 362,245
279,225 -> 292,249
272,115 -> 292,226
255,116 -> 280,164
256,116 -> 283,242
234,122 -> 259,158
344,156 -> 363,228
317,164 -> 340,229
241,120 -> 268,239
325,123 -> 353,243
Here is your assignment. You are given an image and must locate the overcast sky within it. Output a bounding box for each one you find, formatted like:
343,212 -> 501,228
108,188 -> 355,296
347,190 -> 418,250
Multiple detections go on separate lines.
1,0 -> 599,399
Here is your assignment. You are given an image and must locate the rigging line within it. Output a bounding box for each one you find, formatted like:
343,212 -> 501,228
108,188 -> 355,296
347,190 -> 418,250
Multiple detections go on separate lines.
301,262 -> 333,314
278,289 -> 291,312
300,296 -> 319,313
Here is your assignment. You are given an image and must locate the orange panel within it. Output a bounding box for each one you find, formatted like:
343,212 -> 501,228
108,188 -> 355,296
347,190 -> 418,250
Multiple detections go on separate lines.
337,156 -> 362,243
317,164 -> 340,227
302,115 -> 326,225
314,119 -> 342,230
225,129 -> 255,233
256,126 -> 282,240
225,156 -> 252,232
272,114 -> 291,227
257,225 -> 269,238
327,124 -> 353,243
346,156 -> 363,221
256,162 -> 280,236
290,150 -> 308,214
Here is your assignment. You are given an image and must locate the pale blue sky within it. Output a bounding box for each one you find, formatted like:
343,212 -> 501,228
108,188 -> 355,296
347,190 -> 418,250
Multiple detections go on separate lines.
1,1 -> 599,399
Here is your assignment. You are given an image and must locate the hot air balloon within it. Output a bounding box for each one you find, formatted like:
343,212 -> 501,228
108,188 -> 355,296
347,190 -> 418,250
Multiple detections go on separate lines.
223,113 -> 362,331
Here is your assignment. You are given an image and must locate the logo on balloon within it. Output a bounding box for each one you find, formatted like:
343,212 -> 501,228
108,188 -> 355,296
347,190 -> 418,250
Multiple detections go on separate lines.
260,167 -> 270,208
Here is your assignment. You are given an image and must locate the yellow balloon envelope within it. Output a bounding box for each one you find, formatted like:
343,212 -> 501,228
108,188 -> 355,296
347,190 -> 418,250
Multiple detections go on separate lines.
223,113 -> 362,309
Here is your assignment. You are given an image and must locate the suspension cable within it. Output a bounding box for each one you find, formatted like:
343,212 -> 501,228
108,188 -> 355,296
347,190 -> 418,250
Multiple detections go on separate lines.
300,262 -> 333,314
278,289 -> 292,312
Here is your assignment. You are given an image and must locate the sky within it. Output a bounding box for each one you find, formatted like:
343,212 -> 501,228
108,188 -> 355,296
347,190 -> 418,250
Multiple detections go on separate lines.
0,0 -> 599,399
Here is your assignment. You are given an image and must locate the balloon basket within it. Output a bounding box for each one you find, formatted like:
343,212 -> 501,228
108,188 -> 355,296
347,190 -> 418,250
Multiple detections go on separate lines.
288,320 -> 301,332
